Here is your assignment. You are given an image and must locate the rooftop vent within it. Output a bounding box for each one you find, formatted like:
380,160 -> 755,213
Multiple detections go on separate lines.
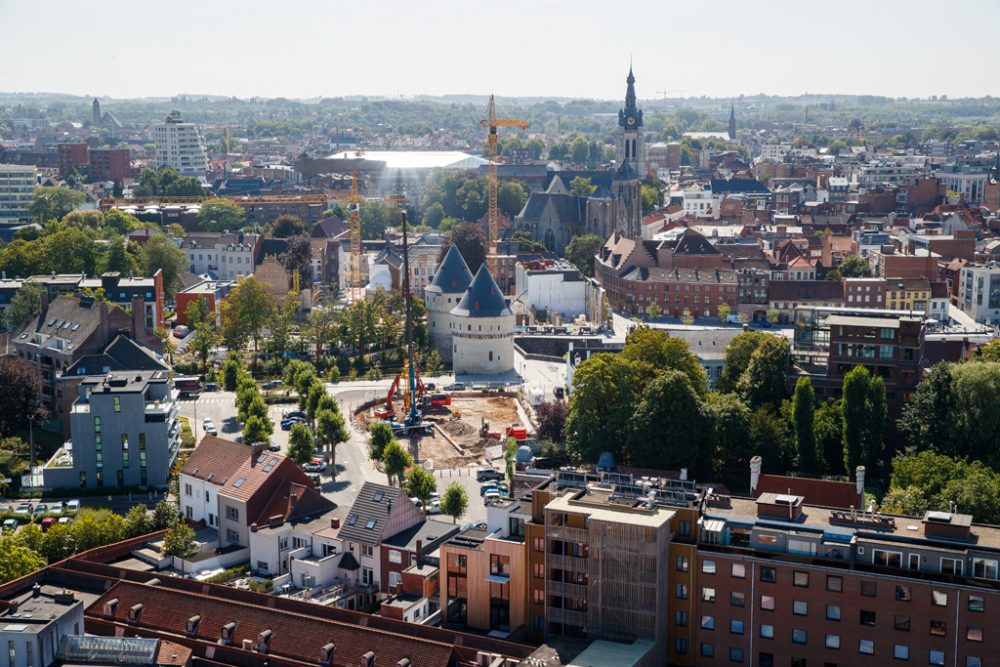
257,630 -> 272,654
319,642 -> 335,666
926,511 -> 952,523
362,651 -> 375,667
127,603 -> 143,625
103,598 -> 118,618
185,615 -> 201,637
220,622 -> 236,645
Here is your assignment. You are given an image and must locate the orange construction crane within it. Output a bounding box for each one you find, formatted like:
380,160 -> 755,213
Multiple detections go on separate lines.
480,95 -> 527,275
347,172 -> 364,303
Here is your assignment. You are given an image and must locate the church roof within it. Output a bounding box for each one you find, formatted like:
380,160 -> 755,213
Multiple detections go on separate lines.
614,160 -> 640,182
517,192 -> 586,224
427,244 -> 473,294
673,228 -> 720,256
451,265 -> 512,319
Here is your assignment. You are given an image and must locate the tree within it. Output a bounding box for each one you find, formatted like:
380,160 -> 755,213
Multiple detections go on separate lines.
405,466 -> 437,512
569,137 -> 590,164
842,365 -> 870,474
271,214 -> 306,238
222,356 -> 242,391
288,423 -> 316,465
792,377 -> 817,472
5,283 -> 42,331
185,295 -> 211,329
30,187 -> 85,222
104,209 -> 143,236
316,409 -> 349,477
707,393 -> 753,489
142,234 -> 189,295
162,522 -> 198,559
221,277 -> 275,367
70,510 -> 125,551
198,199 -> 246,232
736,335 -> 790,408
837,255 -> 873,278
124,505 -> 153,538
440,482 -> 468,524
368,421 -> 394,461
282,234 -> 314,284
304,307 -> 338,359
863,376 -> 887,474
947,362 -> 1000,466
881,451 -> 1000,524
152,500 -> 180,530
441,222 -> 486,275
628,371 -> 714,476
641,182 -> 663,213
40,523 -> 76,562
382,440 -> 413,487
0,356 -> 45,434
645,302 -> 663,320
0,536 -> 45,584
535,400 -> 567,442
814,398 -> 843,473
498,181 -> 530,218
509,231 -> 547,252
621,327 -> 707,396
189,321 -> 220,373
305,382 -> 327,423
134,167 -> 204,197
422,202 -> 445,228
748,405 -> 794,474
243,415 -> 272,446
564,234 -> 603,277
717,302 -> 732,321
568,176 -> 597,197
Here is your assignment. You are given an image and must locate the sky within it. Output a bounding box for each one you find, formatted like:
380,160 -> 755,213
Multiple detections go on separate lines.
2,0 -> 999,101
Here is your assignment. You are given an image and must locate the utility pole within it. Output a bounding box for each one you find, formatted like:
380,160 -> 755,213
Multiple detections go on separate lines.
27,414 -> 36,468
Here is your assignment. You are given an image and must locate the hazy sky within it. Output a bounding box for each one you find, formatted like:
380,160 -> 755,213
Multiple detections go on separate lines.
2,0 -> 998,100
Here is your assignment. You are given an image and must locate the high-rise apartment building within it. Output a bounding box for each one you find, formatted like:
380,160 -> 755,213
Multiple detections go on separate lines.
88,148 -> 131,182
0,164 -> 36,221
153,111 -> 208,178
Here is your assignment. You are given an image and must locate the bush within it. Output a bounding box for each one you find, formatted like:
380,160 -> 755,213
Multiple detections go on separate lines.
179,417 -> 196,448
203,564 -> 250,584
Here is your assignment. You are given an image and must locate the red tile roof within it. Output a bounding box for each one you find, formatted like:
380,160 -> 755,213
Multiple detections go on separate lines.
155,641 -> 192,667
180,436 -> 247,485
254,481 -> 335,526
90,581 -> 455,667
181,436 -> 312,503
754,474 -> 859,510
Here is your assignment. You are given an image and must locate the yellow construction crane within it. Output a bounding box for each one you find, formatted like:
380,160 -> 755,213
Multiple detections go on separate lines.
347,172 -> 364,303
480,95 -> 527,275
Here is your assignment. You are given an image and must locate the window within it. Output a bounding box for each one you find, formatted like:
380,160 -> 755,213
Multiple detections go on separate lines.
860,610 -> 876,626
675,611 -> 687,627
184,483 -> 192,496
700,643 -> 714,658
760,567 -> 776,583
702,587 -> 716,602
225,505 -> 239,521
388,550 -> 402,564
792,628 -> 806,645
929,620 -> 946,637
967,658 -> 982,667
893,644 -> 909,660
94,416 -> 101,432
701,615 -> 715,630
533,537 -> 544,552
972,557 -> 997,579
859,639 -> 874,655
827,575 -> 843,592
826,634 -> 840,649
729,647 -> 743,663
675,555 -> 689,571
896,585 -> 911,601
760,595 -> 774,610
731,562 -> 745,578
940,558 -> 962,576
929,651 -> 944,666
967,626 -> 982,642
361,545 -> 374,558
730,591 -> 744,607
825,604 -> 841,620
729,619 -> 744,635
793,571 -> 809,587
226,529 -> 239,544
793,600 -> 807,616
532,588 -> 544,604
388,571 -> 402,589
674,638 -> 687,655
113,396 -> 121,412
676,583 -> 688,599
931,590 -> 948,607
861,581 -> 877,597
759,624 -> 774,639
702,559 -> 716,574
874,549 -> 902,568
968,595 -> 985,612
895,615 -> 910,632
533,563 -> 543,578
759,653 -> 774,667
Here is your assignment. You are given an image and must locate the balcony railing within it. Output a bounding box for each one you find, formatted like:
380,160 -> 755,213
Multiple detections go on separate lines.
546,580 -> 587,599
546,525 -> 589,543
547,607 -> 588,626
546,554 -> 587,572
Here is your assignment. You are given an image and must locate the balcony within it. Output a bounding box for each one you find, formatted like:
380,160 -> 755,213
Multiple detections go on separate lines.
546,525 -> 589,543
546,580 -> 587,599
547,607 -> 588,626
546,554 -> 587,572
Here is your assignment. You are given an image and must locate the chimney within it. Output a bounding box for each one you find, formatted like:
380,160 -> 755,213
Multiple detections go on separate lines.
241,639 -> 254,651
257,630 -> 272,653
104,598 -> 118,618
361,651 -> 375,667
185,615 -> 201,637
750,456 -> 762,496
415,540 -> 423,568
128,603 -> 143,625
856,466 -> 866,511
330,517 -> 341,530
319,643 -> 335,666
220,622 -> 236,645
31,584 -> 41,598
250,443 -> 266,462
132,297 -> 146,338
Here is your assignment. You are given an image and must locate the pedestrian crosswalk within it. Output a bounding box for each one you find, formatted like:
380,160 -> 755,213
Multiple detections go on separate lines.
178,397 -> 233,405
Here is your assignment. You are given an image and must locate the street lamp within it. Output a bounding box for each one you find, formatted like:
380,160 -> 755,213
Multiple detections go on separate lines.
26,413 -> 36,469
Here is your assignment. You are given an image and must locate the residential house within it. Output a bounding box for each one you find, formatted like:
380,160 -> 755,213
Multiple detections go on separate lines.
179,232 -> 260,281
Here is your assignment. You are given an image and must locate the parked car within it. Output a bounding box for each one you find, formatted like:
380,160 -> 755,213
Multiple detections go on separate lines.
267,443 -> 281,452
57,517 -> 72,525
476,467 -> 504,482
40,517 -> 56,531
13,503 -> 31,515
64,499 -> 80,511
262,380 -> 283,390
282,410 -> 307,420
32,504 -> 47,515
424,382 -> 437,391
281,416 -> 306,431
444,382 -> 466,391
303,459 -> 325,473
480,483 -> 499,497
483,491 -> 502,504
203,382 -> 219,392
203,419 -> 218,436
174,324 -> 190,338
2,519 -> 17,532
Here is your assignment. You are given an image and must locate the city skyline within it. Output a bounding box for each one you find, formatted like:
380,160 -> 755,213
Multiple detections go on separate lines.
2,0 -> 998,100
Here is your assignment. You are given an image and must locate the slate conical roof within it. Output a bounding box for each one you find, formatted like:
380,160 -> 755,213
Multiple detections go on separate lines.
451,264 -> 512,318
428,243 -> 474,294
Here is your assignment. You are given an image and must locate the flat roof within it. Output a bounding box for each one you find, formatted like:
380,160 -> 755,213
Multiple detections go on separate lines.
325,150 -> 487,170
825,314 -> 901,328
546,491 -> 675,529
568,639 -> 656,667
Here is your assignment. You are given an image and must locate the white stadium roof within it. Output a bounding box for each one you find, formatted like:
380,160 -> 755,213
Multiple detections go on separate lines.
325,150 -> 487,170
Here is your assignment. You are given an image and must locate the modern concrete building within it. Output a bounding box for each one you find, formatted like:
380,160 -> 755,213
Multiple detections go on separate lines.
42,370 -> 179,490
425,244 -> 473,362
152,111 -> 208,178
0,164 -> 36,222
449,264 -> 515,375
959,263 -> 1000,324
513,257 -> 587,323
0,583 -> 85,667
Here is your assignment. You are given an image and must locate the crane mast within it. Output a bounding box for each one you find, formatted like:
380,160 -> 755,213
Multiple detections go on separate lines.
480,95 -> 527,277
347,172 -> 363,303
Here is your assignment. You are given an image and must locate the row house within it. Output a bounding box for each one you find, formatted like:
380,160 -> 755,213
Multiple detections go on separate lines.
179,232 -> 260,281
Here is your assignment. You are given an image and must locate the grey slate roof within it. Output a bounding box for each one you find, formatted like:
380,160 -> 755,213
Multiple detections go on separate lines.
517,192 -> 586,224
338,482 -> 404,546
614,159 -> 640,182
64,334 -> 167,378
451,265 -> 512,319
427,244 -> 473,294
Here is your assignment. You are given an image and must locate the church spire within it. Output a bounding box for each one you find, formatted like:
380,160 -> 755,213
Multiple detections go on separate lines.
618,65 -> 642,129
728,102 -> 736,140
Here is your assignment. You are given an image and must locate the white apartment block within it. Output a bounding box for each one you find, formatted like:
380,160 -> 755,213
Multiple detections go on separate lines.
180,232 -> 259,281
153,111 -> 208,178
0,164 -> 37,221
960,263 -> 1000,324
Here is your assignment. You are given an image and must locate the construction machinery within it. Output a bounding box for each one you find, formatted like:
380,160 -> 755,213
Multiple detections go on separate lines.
347,172 -> 364,303
480,96 -> 527,275
374,359 -> 427,421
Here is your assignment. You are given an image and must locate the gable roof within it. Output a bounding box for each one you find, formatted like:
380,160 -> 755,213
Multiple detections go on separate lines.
754,474 -> 859,510
516,192 -> 585,224
338,482 -> 413,546
426,244 -> 473,295
311,215 -> 347,238
673,228 -> 720,256
451,264 -> 512,319
711,178 -> 769,195
180,436 -> 246,486
15,296 -> 118,350
254,480 -> 336,526
64,334 -> 167,378
181,436 -> 311,503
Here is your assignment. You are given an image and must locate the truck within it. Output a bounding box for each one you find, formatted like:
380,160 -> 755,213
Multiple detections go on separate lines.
174,376 -> 202,398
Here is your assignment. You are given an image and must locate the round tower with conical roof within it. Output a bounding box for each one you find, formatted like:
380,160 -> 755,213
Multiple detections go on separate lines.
425,244 -> 474,362
450,264 -> 515,375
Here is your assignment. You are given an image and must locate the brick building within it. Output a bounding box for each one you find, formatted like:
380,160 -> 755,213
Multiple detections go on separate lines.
56,143 -> 88,177
88,148 -> 131,182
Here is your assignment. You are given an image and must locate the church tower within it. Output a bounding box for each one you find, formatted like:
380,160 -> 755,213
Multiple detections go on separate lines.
92,98 -> 101,126
728,102 -> 737,140
616,66 -> 645,176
